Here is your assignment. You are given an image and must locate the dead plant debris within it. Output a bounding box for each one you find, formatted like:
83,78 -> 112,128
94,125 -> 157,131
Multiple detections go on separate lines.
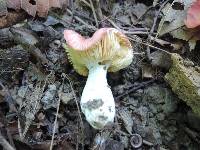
0,0 -> 200,150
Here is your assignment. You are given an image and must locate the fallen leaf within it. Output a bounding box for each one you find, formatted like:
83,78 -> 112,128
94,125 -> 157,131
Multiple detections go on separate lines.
131,3 -> 148,19
10,27 -> 39,46
21,0 -> 37,17
49,0 -> 63,8
118,108 -> 133,134
7,0 -> 21,9
158,0 -> 199,51
185,0 -> 200,28
36,0 -> 49,17
158,3 -> 186,35
7,0 -> 67,17
150,51 -> 172,70
141,64 -> 155,79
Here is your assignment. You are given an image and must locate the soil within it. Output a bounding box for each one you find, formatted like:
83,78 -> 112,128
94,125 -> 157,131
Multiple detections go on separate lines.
0,0 -> 200,150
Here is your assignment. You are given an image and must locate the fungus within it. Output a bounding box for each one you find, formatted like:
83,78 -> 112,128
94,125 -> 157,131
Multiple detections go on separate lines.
63,28 -> 133,129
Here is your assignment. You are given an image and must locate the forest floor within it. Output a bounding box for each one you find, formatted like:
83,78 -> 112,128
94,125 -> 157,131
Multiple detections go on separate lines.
0,0 -> 200,150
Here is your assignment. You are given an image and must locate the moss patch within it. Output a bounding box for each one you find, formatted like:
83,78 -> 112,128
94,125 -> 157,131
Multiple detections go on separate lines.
165,53 -> 200,116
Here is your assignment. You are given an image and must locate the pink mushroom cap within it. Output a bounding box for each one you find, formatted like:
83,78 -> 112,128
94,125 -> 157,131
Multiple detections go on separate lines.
63,28 -> 133,76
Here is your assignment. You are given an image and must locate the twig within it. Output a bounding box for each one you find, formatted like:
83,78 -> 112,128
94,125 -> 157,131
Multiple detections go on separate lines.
107,18 -> 153,35
62,73 -> 85,147
94,0 -> 103,21
156,0 -> 175,38
18,118 -> 23,139
80,0 -> 90,7
101,15 -> 170,55
49,82 -> 63,150
89,0 -> 99,27
69,0 -> 75,24
121,27 -> 150,31
149,35 -> 171,46
49,11 -> 75,27
66,7 -> 170,57
106,18 -> 121,30
137,5 -> 155,22
115,79 -> 156,100
105,19 -> 162,60
0,110 -> 15,149
151,0 -> 170,36
0,132 -> 15,150
127,36 -> 171,54
146,0 -> 170,61
81,0 -> 103,24
124,31 -> 155,35
143,139 -> 154,146
72,11 -> 95,22
66,8 -> 97,31
0,68 -> 24,75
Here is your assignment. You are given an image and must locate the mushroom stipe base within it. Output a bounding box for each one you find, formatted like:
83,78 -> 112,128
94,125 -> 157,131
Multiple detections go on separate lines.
81,63 -> 115,129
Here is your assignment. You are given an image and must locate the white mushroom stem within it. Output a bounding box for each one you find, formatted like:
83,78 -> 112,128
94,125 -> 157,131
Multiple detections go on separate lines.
80,63 -> 115,129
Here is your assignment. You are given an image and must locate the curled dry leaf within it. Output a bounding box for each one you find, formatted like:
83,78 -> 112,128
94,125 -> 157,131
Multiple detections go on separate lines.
7,0 -> 21,9
7,0 -> 67,17
21,0 -> 37,17
185,0 -> 200,28
158,0 -> 199,51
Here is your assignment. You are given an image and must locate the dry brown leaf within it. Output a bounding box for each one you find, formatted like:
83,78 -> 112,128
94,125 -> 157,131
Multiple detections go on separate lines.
6,0 -> 67,17
49,0 -> 62,8
21,0 -> 37,17
158,0 -> 200,51
7,0 -> 21,9
37,0 -> 49,17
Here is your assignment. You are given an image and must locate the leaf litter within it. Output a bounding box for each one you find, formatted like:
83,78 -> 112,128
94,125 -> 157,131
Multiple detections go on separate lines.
0,0 -> 200,150
157,0 -> 200,51
7,0 -> 67,17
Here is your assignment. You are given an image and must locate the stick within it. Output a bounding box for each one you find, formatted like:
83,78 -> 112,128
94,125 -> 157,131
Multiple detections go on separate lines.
146,0 -> 170,61
49,84 -> 62,150
0,132 -> 15,150
115,79 -> 156,100
89,0 -> 99,27
66,8 -> 97,31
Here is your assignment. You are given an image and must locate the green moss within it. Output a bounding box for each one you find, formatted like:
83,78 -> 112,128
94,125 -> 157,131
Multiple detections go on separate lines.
165,53 -> 200,116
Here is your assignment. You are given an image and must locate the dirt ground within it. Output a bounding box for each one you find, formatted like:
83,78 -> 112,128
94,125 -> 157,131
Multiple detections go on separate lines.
0,0 -> 200,150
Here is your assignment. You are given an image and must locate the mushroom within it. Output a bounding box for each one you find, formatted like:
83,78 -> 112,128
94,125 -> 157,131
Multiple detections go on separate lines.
63,28 -> 133,129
